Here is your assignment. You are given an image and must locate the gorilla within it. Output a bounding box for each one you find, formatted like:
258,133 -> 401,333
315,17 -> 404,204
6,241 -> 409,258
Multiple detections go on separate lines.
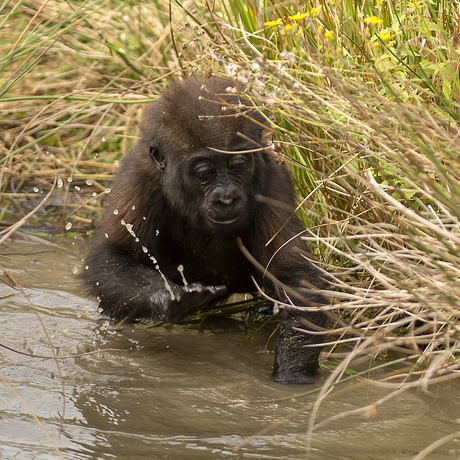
80,77 -> 329,384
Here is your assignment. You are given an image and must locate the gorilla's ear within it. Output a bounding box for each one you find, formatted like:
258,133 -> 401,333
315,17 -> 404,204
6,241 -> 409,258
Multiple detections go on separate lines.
149,140 -> 166,171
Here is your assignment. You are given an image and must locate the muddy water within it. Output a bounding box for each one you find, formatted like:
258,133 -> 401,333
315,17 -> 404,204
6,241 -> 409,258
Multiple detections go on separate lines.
1,235 -> 460,460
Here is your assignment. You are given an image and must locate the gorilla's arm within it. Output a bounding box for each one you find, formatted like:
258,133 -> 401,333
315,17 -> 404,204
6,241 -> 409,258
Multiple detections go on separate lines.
251,200 -> 329,384
270,262 -> 329,384
81,245 -> 226,323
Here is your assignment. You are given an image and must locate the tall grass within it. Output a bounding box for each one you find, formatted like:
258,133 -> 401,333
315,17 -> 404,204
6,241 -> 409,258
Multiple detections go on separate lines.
1,0 -> 460,456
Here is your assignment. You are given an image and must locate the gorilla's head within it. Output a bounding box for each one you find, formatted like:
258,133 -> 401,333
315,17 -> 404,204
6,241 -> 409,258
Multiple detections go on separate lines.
142,78 -> 269,233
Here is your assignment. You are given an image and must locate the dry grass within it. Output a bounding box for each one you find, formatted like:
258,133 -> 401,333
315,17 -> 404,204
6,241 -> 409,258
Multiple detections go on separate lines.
2,1 -> 460,456
1,0 -> 181,228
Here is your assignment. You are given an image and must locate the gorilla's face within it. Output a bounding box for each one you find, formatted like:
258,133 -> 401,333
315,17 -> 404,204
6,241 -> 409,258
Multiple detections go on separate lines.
187,152 -> 254,228
150,141 -> 260,233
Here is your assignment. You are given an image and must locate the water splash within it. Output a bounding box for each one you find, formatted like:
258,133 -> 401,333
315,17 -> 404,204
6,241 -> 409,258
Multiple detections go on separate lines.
120,220 -> 175,300
177,264 -> 188,288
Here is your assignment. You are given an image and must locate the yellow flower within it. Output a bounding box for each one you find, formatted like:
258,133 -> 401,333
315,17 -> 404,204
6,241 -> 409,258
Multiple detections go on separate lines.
264,18 -> 283,27
364,16 -> 383,25
285,23 -> 293,31
379,33 -> 391,40
324,31 -> 334,41
288,12 -> 308,21
372,41 -> 380,48
311,6 -> 322,16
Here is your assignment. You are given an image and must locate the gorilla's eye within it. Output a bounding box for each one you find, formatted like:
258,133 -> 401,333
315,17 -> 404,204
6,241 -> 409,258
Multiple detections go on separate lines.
229,155 -> 249,171
193,162 -> 215,180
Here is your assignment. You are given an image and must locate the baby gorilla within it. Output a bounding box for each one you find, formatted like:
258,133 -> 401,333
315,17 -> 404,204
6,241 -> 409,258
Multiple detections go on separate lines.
80,77 -> 329,384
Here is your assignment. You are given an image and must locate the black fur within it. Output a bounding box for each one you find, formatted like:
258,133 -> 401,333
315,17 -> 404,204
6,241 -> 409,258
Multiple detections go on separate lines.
79,77 -> 328,384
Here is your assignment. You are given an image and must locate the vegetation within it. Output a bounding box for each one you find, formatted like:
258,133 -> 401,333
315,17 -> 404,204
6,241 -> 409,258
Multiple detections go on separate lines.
1,0 -> 460,456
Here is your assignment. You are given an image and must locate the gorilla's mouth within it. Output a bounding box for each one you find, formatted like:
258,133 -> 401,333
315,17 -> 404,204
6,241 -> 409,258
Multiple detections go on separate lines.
207,215 -> 243,225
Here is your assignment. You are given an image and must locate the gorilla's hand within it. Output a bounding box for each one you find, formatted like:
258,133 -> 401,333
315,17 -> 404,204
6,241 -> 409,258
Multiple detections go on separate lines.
159,283 -> 227,323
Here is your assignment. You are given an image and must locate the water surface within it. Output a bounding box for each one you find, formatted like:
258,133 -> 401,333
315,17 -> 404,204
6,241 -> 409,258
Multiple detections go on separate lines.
1,236 -> 459,459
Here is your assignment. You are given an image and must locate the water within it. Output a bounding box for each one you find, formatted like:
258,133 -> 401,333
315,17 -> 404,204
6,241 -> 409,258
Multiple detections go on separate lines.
1,235 -> 459,459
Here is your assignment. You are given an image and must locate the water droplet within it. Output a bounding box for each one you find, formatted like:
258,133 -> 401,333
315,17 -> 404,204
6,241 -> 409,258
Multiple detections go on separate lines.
92,192 -> 97,197
113,209 -> 119,215
62,325 -> 69,333
66,222 -> 72,230
102,137 -> 106,142
58,178 -> 64,188
143,216 -> 147,220
125,223 -> 136,238
142,246 -> 148,253
105,188 -> 111,193
132,205 -> 136,210
156,229 -> 159,236
85,265 -> 89,270
72,266 -> 78,274
67,177 -> 73,183
33,187 -> 39,193
74,185 -> 81,191
86,180 -> 93,186
46,151 -> 50,155
105,233 -> 109,238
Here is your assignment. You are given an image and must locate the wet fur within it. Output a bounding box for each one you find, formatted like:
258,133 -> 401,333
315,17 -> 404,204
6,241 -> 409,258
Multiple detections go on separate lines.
80,77 -> 329,383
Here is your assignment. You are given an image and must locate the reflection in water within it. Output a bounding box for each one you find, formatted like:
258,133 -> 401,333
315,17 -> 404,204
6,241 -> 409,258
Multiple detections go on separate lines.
1,238 -> 460,459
